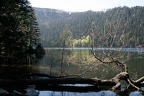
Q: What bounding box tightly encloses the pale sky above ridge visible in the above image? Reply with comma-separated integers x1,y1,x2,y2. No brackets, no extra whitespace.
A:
29,0,144,12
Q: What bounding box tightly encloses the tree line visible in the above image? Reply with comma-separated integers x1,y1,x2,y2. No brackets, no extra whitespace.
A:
0,0,39,64
34,6,144,48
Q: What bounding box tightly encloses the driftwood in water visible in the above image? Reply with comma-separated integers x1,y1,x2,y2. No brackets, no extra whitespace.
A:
0,77,114,86
0,72,143,93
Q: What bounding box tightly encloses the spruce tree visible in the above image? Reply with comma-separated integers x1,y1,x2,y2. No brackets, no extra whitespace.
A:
0,0,39,64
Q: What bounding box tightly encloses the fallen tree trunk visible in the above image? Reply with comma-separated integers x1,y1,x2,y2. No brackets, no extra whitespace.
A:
0,72,143,92
0,77,115,86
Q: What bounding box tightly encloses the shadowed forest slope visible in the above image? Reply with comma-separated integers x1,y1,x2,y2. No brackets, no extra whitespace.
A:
34,6,144,47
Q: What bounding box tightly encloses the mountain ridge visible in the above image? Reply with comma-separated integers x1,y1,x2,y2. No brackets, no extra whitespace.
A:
33,6,144,47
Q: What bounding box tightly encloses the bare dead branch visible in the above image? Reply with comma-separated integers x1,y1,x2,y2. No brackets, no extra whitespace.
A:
135,76,144,83
91,49,128,72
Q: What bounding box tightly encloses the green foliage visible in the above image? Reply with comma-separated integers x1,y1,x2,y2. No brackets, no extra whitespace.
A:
72,35,91,47
60,28,72,47
34,6,144,48
0,0,39,64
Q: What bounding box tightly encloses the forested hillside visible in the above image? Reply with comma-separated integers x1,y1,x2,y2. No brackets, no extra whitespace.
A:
34,6,144,47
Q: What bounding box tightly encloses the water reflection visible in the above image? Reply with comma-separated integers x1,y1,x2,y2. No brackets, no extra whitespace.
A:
38,89,144,96
37,48,144,79
35,48,144,96
129,91,143,96
39,90,116,96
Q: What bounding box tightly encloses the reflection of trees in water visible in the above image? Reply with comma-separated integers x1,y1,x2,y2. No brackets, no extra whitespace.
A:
38,49,144,79
35,44,45,60
26,44,45,64
39,90,117,96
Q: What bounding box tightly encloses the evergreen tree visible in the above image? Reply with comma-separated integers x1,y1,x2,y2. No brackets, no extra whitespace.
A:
34,6,144,48
0,0,39,64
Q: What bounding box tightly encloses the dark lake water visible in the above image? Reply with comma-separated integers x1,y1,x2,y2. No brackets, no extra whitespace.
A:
37,48,144,78
0,48,143,95
33,48,144,96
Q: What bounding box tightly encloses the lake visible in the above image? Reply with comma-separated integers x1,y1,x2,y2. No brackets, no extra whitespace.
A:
37,48,144,78
32,47,144,96
1,48,142,95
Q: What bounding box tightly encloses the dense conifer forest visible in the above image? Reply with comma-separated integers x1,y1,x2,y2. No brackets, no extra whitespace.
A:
0,0,39,64
34,6,144,48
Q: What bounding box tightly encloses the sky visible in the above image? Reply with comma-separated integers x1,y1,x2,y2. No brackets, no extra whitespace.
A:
28,0,144,12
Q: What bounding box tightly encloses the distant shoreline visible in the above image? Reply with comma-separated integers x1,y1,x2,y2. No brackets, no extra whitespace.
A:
44,47,144,52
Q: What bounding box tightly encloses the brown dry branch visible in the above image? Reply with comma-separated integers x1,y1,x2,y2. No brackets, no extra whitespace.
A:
91,49,128,72
91,49,144,94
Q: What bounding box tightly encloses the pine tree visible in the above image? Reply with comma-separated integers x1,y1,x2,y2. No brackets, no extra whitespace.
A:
0,0,39,64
